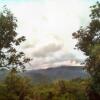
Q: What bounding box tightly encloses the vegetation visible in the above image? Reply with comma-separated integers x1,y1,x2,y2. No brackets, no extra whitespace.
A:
0,1,100,100
73,1,100,99
0,73,89,100
0,71,33,100
0,6,30,71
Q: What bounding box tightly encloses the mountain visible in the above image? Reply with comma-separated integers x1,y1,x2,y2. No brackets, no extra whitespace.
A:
0,66,89,83
23,65,88,84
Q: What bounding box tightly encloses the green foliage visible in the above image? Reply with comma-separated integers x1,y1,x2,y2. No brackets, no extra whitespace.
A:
72,1,100,95
0,71,33,100
29,79,88,100
0,75,90,100
0,6,30,70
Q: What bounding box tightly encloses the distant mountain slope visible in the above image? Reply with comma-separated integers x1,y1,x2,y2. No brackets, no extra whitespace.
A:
0,66,89,83
23,66,88,83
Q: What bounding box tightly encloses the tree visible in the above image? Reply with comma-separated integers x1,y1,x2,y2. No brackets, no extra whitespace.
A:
0,6,30,70
3,69,33,100
72,1,100,99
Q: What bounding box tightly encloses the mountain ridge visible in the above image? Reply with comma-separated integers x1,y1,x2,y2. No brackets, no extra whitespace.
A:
23,65,88,83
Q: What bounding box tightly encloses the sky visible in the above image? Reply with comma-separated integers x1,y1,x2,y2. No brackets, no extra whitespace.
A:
0,0,98,69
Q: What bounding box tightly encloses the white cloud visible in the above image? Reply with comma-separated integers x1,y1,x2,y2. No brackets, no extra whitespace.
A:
33,42,63,57
0,0,91,69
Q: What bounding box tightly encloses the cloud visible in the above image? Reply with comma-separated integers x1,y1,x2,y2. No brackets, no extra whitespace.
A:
29,52,82,69
33,43,63,57
0,0,92,69
47,52,82,65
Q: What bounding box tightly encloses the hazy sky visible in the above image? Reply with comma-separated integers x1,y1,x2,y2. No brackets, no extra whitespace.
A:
0,0,98,69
